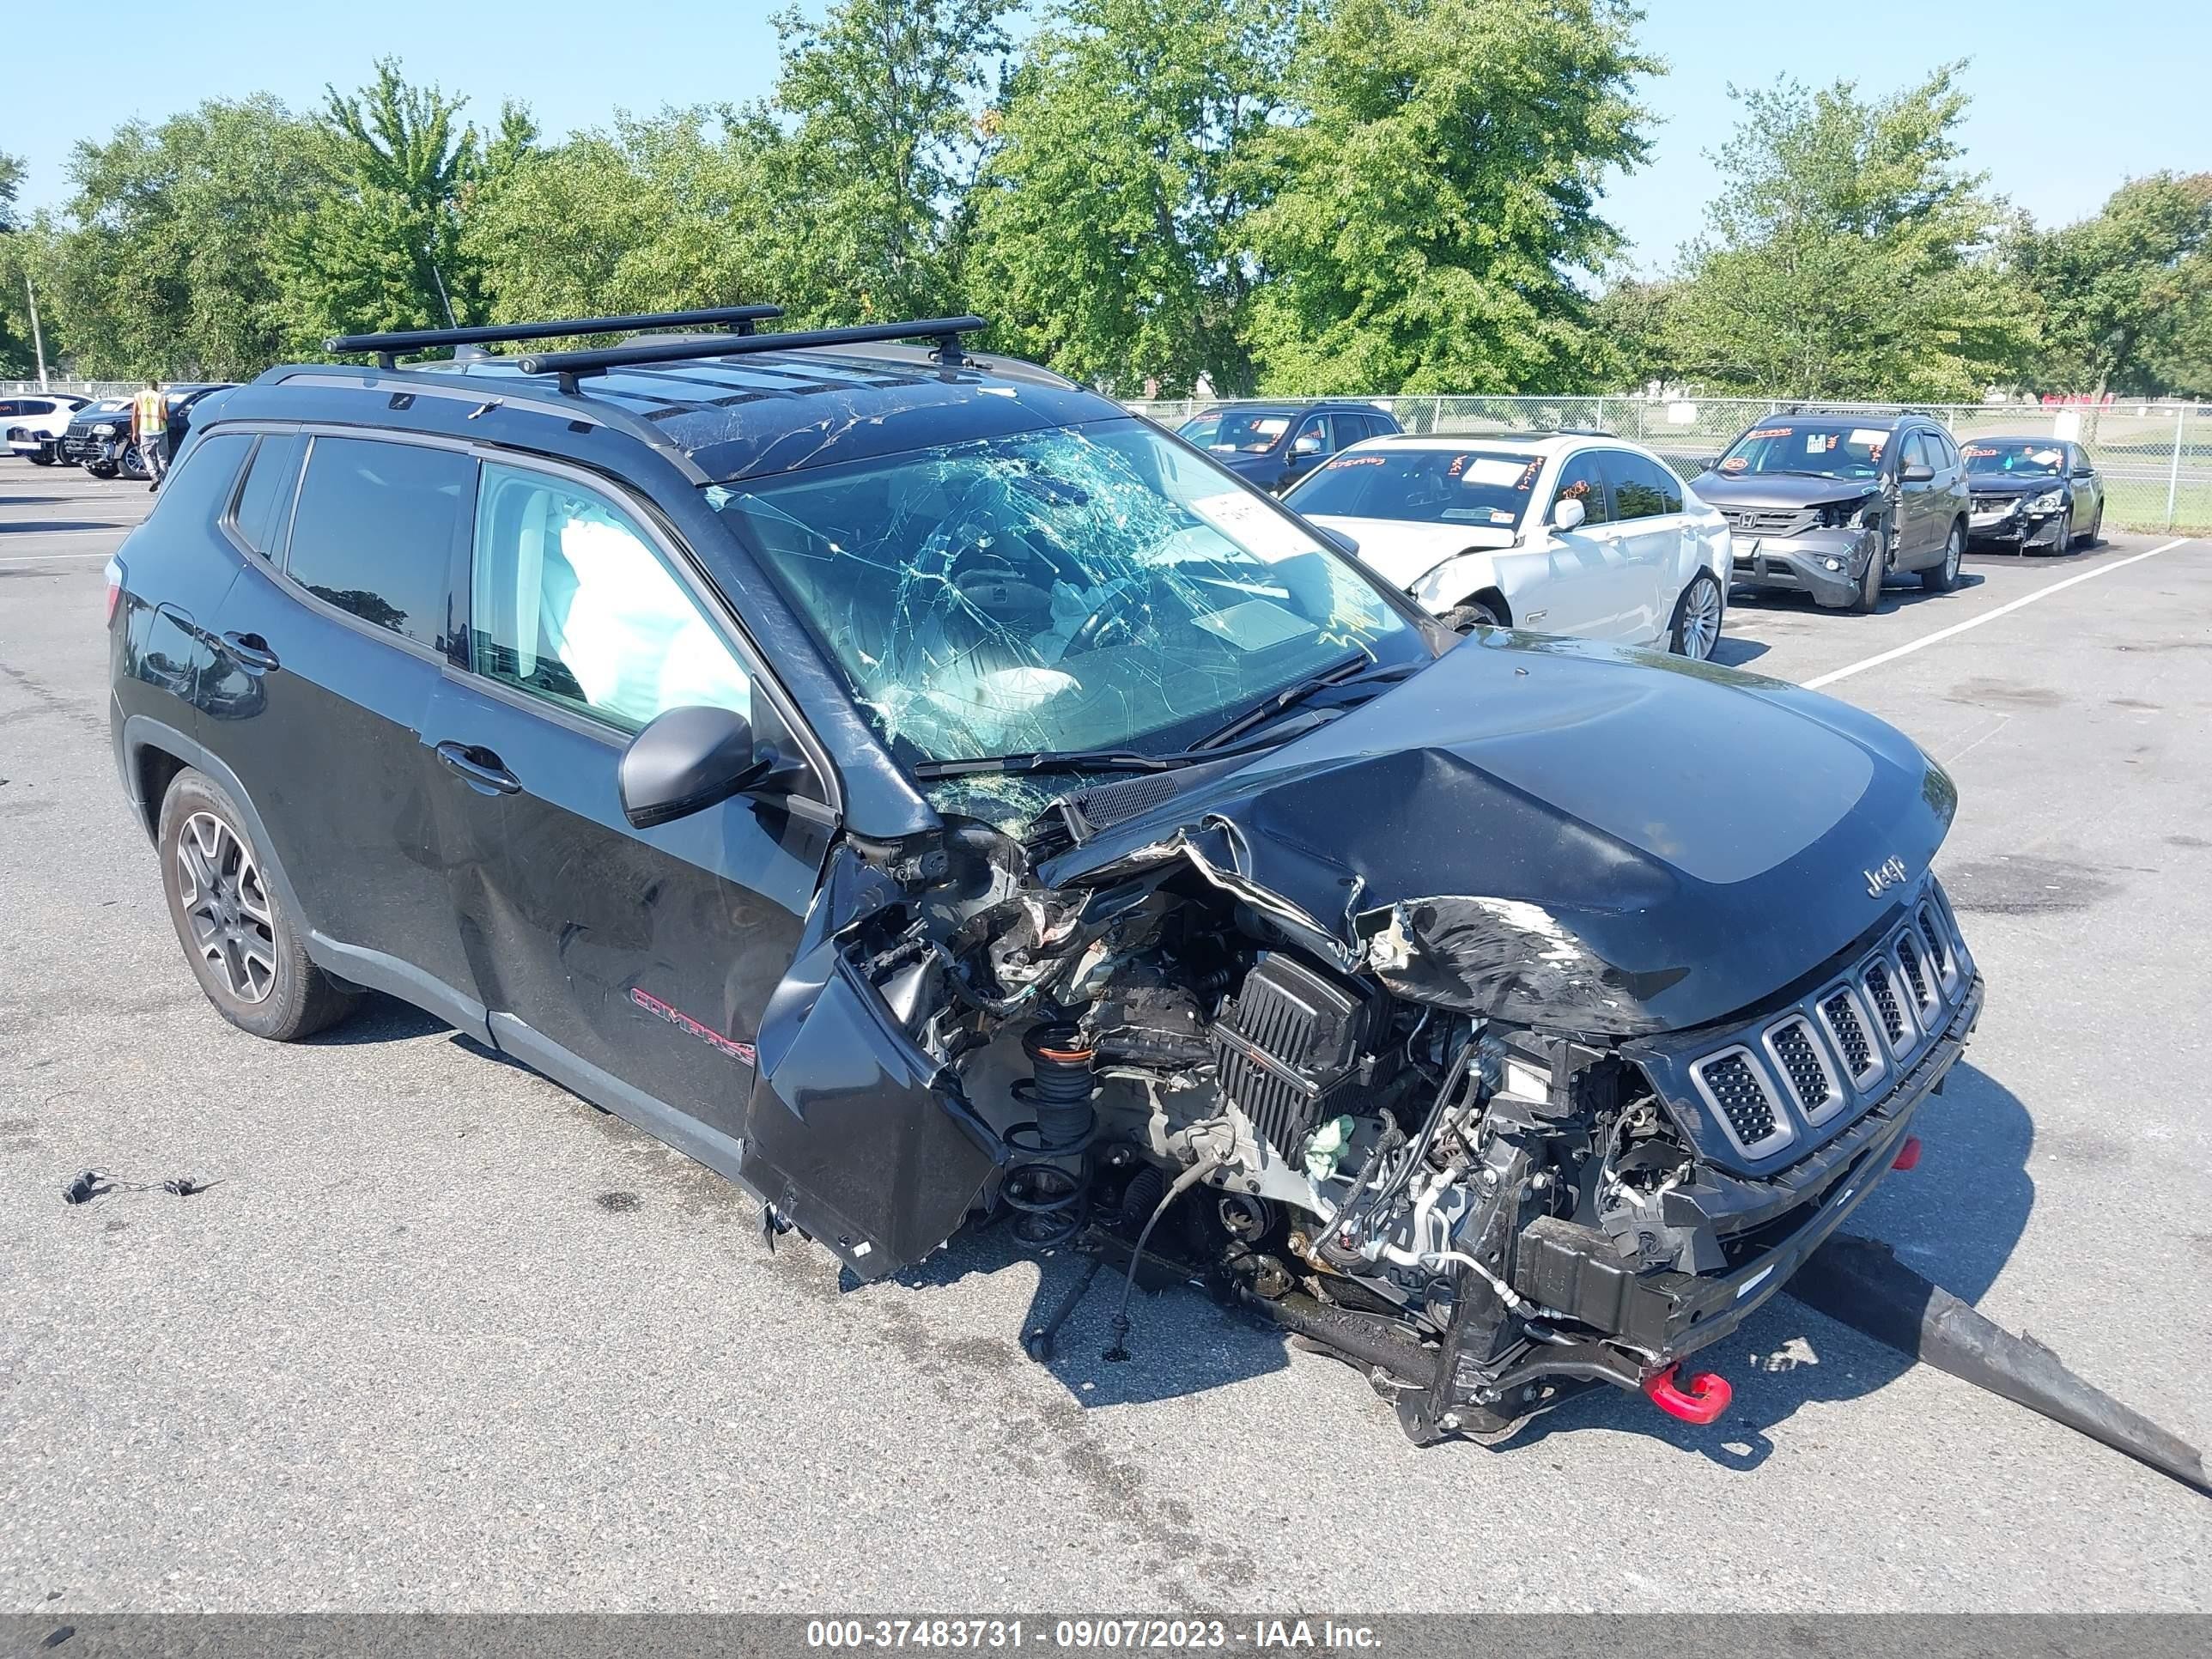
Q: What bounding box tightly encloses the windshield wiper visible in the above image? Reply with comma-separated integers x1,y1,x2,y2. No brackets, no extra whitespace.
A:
911,749,1198,781
1190,653,1419,751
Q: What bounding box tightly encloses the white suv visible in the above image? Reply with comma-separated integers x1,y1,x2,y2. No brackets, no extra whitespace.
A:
1282,430,1733,659
3,393,90,465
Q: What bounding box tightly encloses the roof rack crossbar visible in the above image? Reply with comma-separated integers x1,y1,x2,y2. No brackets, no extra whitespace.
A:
516,315,991,392
325,306,787,370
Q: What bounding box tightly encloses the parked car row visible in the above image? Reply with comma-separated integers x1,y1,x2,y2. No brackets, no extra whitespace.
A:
3,385,235,480
1172,401,2107,660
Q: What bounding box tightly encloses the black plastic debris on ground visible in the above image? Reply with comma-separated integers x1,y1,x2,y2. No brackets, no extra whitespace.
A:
1790,1231,2209,1497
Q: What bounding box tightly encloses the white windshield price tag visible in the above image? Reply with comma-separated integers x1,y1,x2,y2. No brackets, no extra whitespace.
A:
1188,490,1320,564
1462,458,1530,488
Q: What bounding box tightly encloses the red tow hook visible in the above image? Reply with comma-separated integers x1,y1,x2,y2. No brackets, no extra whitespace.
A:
1642,1364,1733,1425
1893,1134,1923,1171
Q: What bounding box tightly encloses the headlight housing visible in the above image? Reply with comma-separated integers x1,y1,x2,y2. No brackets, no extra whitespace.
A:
2027,489,2065,514
1818,495,1881,530
93,422,117,436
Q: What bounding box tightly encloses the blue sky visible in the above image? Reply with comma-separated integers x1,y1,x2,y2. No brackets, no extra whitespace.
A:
9,0,2206,275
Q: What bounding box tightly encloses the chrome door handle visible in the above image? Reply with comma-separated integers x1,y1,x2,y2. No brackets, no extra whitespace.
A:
434,740,521,795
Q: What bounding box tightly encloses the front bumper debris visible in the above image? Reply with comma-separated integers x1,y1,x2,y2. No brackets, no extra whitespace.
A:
1968,505,2067,549
1729,526,1880,607
1512,975,1983,1376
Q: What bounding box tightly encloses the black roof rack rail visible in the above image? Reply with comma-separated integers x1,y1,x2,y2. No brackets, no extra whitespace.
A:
516,315,991,392
325,305,786,370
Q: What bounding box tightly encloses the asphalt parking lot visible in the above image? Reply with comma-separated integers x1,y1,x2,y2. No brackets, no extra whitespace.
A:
3,460,2209,1613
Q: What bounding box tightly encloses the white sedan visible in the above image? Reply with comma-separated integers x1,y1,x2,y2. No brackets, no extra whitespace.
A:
1281,432,1733,659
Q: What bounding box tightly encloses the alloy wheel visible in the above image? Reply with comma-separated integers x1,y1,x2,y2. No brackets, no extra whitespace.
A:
1945,526,1962,580
175,811,277,1003
1679,578,1723,659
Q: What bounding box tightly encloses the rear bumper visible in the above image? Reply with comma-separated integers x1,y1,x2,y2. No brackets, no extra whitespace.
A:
1513,974,1984,1376
1728,526,1878,607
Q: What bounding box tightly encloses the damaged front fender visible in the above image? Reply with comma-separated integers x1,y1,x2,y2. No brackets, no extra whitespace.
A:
740,844,1004,1279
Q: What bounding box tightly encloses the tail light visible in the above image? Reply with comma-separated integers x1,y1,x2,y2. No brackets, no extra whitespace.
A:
104,556,125,627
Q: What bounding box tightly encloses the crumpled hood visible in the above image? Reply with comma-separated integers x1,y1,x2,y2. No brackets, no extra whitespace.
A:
1965,474,2058,498
1039,632,1957,1036
1304,515,1518,592
1692,471,1880,511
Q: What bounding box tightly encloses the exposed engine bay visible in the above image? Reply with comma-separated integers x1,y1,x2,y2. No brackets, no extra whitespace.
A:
744,774,1983,1444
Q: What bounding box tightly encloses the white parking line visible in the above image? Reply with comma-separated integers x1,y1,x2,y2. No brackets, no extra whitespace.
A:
0,547,118,565
1802,538,2197,690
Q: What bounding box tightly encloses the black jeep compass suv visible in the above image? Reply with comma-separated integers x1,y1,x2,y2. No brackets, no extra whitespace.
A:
1693,411,1972,611
107,307,1982,1444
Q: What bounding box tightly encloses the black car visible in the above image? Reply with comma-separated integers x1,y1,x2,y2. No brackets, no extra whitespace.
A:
1175,399,1402,493
107,306,1981,1446
63,383,234,477
1692,414,1972,610
1961,435,2104,552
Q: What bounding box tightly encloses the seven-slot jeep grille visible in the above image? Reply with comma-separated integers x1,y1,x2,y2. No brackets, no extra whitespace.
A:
1645,883,1975,1167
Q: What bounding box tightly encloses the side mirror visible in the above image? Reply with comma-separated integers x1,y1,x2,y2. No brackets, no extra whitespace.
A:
1695,455,1722,473
1312,525,1360,559
1291,434,1324,457
1552,495,1587,532
1901,463,1936,483
619,704,772,830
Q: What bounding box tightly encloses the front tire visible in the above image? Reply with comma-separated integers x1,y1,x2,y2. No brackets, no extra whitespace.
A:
1668,572,1724,659
1922,521,1965,592
1441,598,1504,634
158,769,360,1042
1850,540,1886,612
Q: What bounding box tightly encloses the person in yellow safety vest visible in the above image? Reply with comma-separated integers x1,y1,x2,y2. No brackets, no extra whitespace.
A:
131,379,170,492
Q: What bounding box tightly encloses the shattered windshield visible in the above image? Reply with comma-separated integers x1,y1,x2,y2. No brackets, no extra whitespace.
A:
1285,447,1541,527
708,419,1419,764
1717,423,1889,482
1961,441,2066,477
1177,410,1293,454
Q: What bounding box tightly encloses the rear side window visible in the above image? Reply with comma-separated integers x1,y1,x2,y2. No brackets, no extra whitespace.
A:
145,433,252,530
228,432,306,560
1551,453,1612,526
470,462,751,733
285,436,472,651
1607,452,1670,520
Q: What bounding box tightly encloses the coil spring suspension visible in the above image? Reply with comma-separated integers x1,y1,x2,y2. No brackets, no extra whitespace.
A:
1005,1024,1098,1248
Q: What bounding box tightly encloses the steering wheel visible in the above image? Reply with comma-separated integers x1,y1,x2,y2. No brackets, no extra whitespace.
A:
1066,580,1150,656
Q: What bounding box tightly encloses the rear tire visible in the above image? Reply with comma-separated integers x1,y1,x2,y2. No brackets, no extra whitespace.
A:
2075,502,2101,549
1922,521,1966,592
28,452,56,466
157,769,361,1042
1442,598,1504,634
1668,572,1724,659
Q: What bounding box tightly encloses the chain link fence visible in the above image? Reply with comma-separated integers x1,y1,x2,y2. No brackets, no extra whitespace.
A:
3,380,141,401
1126,393,2211,532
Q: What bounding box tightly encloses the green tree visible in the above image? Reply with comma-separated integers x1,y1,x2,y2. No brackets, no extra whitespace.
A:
1236,0,1656,396
465,110,793,324
1667,66,2033,399
32,99,321,379
1589,276,1689,391
0,149,33,377
276,59,531,350
2013,172,2212,398
971,0,1290,395
766,0,1018,324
